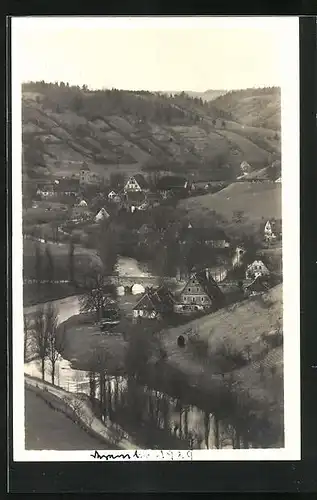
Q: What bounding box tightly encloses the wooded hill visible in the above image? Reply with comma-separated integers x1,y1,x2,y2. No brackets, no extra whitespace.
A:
22,82,281,183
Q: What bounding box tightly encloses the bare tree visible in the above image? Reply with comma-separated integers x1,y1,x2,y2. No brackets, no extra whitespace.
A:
24,313,32,361
46,310,67,385
80,268,118,321
33,306,49,380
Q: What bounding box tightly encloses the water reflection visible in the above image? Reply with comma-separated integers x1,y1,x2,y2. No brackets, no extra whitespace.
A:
25,357,248,449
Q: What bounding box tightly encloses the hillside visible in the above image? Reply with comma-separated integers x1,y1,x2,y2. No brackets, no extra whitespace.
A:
213,87,281,130
179,181,282,235
161,284,283,438
22,82,280,183
163,284,282,364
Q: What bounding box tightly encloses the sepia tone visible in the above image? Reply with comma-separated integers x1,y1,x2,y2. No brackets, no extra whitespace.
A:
20,21,283,452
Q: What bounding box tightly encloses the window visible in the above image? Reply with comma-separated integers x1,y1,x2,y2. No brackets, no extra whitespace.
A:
184,296,187,302
201,297,204,302
188,288,191,292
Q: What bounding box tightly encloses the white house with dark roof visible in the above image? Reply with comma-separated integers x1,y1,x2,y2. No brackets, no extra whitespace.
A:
245,259,270,280
264,219,282,242
174,269,224,314
133,285,174,321
124,174,149,193
94,207,110,222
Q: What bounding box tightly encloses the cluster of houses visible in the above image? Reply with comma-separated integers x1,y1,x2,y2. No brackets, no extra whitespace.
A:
132,254,275,322
35,170,198,224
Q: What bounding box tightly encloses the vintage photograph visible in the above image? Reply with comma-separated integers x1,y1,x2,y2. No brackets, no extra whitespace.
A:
12,17,300,459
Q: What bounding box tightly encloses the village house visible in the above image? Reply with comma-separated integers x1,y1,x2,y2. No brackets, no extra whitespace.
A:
174,269,224,314
240,161,252,176
107,190,122,203
95,207,110,222
133,285,175,321
78,199,88,207
80,164,103,187
263,219,282,242
245,259,270,280
124,174,149,194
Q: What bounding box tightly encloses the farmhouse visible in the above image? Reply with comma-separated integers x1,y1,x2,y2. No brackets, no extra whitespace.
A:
240,161,252,175
124,174,149,193
174,269,224,314
245,259,270,280
133,285,175,321
95,207,110,222
264,219,282,242
108,190,122,203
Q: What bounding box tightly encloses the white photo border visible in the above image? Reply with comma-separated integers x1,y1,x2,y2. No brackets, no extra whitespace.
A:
11,15,300,462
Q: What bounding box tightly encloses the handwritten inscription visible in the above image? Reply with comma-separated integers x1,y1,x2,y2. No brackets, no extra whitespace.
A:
90,450,193,461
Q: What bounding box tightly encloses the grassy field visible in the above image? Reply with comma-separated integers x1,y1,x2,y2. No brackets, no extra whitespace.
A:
213,88,281,130
25,385,113,450
179,181,281,235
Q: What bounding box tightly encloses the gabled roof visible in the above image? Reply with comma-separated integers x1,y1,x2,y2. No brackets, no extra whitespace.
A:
133,285,174,312
182,270,224,301
246,258,271,271
245,275,270,293
126,174,149,190
263,218,282,234
95,207,110,220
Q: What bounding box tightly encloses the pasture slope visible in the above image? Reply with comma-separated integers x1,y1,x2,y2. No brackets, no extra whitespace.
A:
179,181,281,234
162,284,283,411
213,87,281,130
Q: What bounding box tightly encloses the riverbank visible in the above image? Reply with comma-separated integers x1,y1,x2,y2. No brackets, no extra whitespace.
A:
25,384,118,450
25,375,139,450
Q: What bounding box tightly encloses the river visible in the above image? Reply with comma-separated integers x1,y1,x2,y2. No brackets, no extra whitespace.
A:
24,255,248,450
